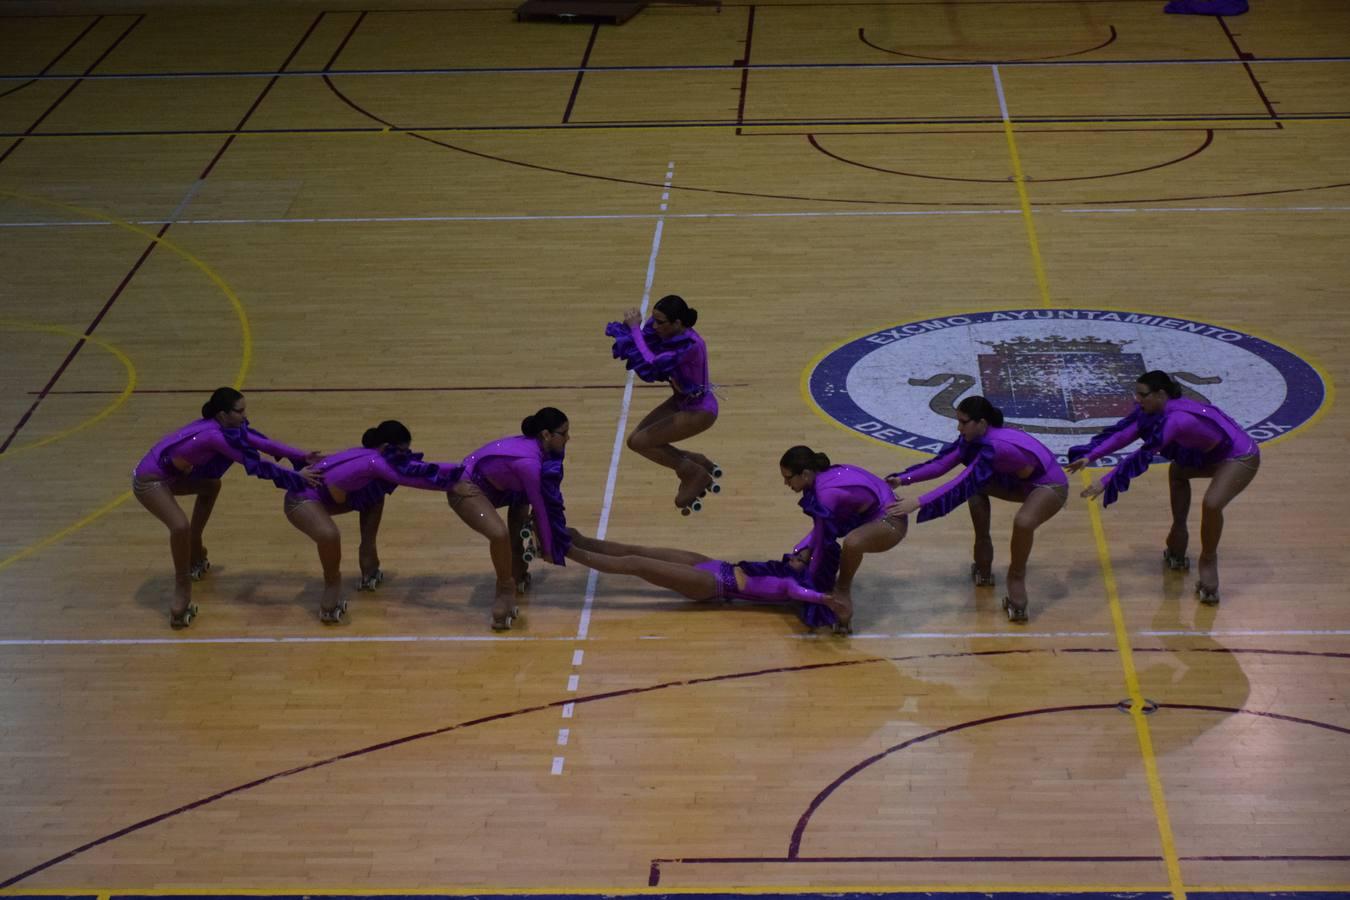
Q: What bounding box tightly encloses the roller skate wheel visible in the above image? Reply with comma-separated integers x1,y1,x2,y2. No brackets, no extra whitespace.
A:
519,527,533,541
710,465,724,479
690,498,702,513
680,505,692,516
522,550,535,563
707,481,721,494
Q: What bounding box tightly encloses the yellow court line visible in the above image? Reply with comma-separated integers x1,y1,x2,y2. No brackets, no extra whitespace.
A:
0,319,137,456
0,188,251,573
992,64,1185,900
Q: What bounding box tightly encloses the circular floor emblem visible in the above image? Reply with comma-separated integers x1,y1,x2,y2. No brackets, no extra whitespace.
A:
807,309,1326,466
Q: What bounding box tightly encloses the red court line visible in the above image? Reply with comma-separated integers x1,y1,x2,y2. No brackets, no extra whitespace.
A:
0,14,102,101
0,15,142,166
3,646,1345,889
1217,14,1280,122
561,25,600,125
0,14,327,454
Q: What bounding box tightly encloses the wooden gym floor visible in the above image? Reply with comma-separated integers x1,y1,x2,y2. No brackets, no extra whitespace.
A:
0,0,1347,896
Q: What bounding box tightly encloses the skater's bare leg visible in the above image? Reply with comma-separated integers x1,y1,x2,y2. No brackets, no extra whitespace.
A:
967,493,994,583
449,485,516,625
834,515,908,628
1197,454,1260,597
566,545,720,600
286,500,343,617
566,528,712,566
136,480,194,618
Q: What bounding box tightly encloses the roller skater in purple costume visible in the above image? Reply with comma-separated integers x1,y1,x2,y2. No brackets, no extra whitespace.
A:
447,407,572,631
1067,370,1259,604
605,295,721,514
780,446,907,633
132,387,322,628
283,420,461,624
887,397,1068,623
565,530,838,623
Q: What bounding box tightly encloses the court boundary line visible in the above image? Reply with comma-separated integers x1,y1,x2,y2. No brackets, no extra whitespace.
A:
3,647,1347,889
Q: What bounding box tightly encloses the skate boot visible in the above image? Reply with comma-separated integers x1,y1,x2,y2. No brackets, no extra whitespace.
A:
970,563,996,587
1162,549,1190,571
358,568,385,592
169,603,199,629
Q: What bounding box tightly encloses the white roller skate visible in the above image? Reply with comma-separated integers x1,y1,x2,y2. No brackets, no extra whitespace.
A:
189,557,211,581
519,525,539,564
169,603,199,629
358,568,384,592
319,597,349,625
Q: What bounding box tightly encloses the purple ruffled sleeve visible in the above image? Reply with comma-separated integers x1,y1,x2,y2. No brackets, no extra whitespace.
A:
244,426,309,466
604,319,690,384
890,443,962,486
212,427,309,492
913,440,994,522
514,456,570,565
1067,409,1143,463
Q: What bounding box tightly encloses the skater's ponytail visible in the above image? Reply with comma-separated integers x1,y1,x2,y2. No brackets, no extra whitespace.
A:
655,294,698,328
202,387,243,420
522,406,568,437
780,445,831,475
957,396,1004,428
1137,370,1183,399
362,420,412,449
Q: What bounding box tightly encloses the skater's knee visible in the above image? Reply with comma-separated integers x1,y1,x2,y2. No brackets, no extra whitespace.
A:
626,431,650,452
167,519,191,540
1201,494,1228,516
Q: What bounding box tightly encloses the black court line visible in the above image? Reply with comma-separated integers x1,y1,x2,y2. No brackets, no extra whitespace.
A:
2,53,1350,81
0,15,102,101
807,129,1215,184
858,23,1118,62
2,646,1345,889
6,111,1350,139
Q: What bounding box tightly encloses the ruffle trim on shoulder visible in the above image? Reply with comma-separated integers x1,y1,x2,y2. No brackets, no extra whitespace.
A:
604,320,691,384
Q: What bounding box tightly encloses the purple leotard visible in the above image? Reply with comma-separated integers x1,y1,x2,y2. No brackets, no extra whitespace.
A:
1067,397,1257,506
134,418,309,491
286,446,462,511
792,464,895,590
605,318,718,415
892,426,1067,523
462,434,571,565
693,560,830,608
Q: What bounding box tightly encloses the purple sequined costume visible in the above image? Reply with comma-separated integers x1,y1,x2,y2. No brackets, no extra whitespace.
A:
893,426,1068,522
133,418,310,491
605,318,718,415
786,464,897,627
286,446,462,511
462,434,571,565
1067,397,1258,507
